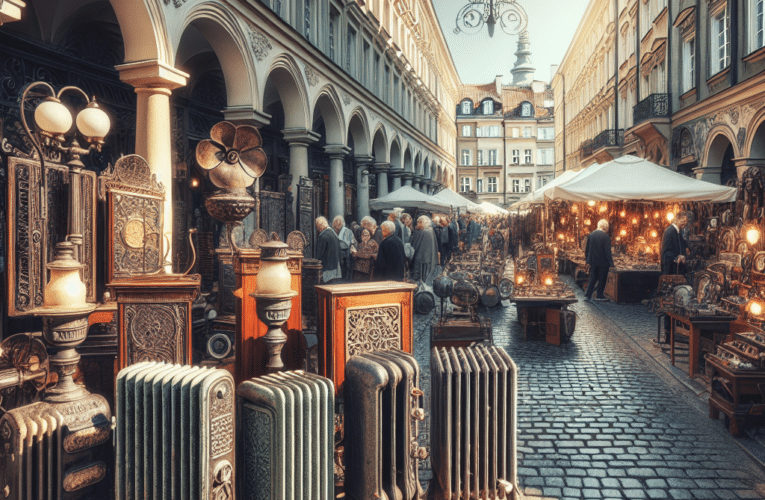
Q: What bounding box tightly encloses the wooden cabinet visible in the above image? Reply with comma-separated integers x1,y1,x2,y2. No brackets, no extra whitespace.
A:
316,282,416,393
604,270,662,303
234,249,304,384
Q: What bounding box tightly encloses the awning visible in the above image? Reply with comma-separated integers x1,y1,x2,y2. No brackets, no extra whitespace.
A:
478,201,509,215
546,155,737,203
508,168,587,210
369,185,453,212
432,188,484,212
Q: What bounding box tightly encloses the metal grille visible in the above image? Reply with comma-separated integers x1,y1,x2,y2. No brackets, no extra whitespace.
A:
430,344,518,500
344,349,426,500
237,371,334,500
116,362,236,500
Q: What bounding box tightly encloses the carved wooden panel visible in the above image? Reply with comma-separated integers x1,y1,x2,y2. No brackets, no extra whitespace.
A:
6,156,97,315
258,191,286,242
316,281,416,393
297,176,315,258
99,155,165,282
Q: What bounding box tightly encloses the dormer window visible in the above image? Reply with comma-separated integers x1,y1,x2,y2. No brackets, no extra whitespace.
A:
521,102,533,117
482,100,494,114
461,100,472,115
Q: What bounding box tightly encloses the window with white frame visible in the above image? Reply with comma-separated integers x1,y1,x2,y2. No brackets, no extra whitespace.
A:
488,177,498,193
477,179,483,193
462,125,471,137
460,177,472,192
523,126,532,138
477,150,484,166
537,148,554,165
539,176,550,187
482,100,494,114
511,149,520,164
521,103,533,117
512,179,521,192
749,0,765,53
461,150,472,166
476,126,500,137
488,150,498,165
347,27,357,76
524,178,531,192
461,101,472,115
710,4,730,75
538,127,554,140
524,149,533,164
329,8,339,62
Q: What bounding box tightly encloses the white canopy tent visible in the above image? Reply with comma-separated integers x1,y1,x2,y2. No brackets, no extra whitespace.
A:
546,155,737,203
432,188,484,212
509,169,585,210
478,202,509,215
369,185,453,212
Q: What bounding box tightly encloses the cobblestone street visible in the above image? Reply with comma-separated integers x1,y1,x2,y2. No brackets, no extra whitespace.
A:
413,276,765,500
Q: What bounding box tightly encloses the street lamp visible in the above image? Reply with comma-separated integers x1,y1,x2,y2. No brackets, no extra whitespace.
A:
454,0,528,37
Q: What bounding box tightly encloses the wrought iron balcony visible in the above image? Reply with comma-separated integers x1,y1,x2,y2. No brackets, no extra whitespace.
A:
633,93,671,126
581,139,593,158
591,129,624,151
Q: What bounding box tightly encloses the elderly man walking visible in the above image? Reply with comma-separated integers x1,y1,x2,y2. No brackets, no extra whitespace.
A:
411,215,439,285
333,215,356,282
584,219,614,301
374,221,406,281
315,216,342,284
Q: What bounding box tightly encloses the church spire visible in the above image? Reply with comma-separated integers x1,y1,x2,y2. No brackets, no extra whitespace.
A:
511,30,536,86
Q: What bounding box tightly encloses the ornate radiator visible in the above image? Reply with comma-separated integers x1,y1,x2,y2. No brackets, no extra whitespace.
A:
115,362,235,500
344,349,427,500
430,344,518,500
237,371,334,500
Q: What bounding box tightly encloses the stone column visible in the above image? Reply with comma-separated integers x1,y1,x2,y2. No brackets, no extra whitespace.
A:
390,170,404,191
117,60,188,272
734,158,765,180
325,144,350,221
402,172,414,187
355,155,374,220
282,129,320,218
375,163,391,197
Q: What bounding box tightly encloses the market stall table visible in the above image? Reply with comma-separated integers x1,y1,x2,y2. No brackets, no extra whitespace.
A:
512,296,578,344
667,310,736,377
604,268,662,303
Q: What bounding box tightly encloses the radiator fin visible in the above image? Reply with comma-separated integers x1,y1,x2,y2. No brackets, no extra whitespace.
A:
116,362,235,500
237,370,334,500
430,344,518,500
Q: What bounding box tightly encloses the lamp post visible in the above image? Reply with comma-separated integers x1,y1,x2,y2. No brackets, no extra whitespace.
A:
454,0,528,37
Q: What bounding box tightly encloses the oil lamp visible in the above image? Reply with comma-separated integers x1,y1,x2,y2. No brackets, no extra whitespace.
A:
251,241,298,371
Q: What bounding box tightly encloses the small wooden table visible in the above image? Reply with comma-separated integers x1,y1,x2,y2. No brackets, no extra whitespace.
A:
705,354,765,436
512,297,578,343
604,269,662,303
667,311,736,377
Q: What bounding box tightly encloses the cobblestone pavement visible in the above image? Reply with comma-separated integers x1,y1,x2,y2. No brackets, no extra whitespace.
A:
412,278,765,500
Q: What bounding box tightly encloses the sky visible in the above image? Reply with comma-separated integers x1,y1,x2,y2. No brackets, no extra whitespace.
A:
432,0,591,85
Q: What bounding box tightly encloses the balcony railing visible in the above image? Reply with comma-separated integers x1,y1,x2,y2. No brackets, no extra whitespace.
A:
592,129,624,150
633,93,671,126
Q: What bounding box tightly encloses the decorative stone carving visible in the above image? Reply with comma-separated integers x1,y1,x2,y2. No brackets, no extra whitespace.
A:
249,29,272,62
304,64,319,87
341,92,351,106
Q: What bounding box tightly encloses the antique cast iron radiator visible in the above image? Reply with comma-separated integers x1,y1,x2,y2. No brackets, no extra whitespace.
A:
115,362,235,500
430,344,518,500
237,371,334,500
344,349,427,500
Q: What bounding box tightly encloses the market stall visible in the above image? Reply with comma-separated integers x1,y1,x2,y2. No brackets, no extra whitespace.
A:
546,156,737,302
369,185,453,213
432,187,484,213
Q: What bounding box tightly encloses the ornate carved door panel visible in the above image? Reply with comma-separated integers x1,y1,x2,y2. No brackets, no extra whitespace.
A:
297,176,315,258
258,191,286,241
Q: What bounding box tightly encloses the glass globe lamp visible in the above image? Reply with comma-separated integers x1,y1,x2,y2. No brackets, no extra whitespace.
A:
34,97,72,138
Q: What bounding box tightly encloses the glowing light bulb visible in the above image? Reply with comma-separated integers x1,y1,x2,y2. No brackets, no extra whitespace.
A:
584,219,591,226
632,218,638,225
651,230,657,238
666,212,675,222
191,178,199,188
747,228,760,245
544,277,553,286
516,276,524,285
572,205,578,212
558,233,565,240
620,229,627,236
751,301,763,316
654,212,660,218
587,200,595,207
646,246,651,253
599,205,607,213
560,218,566,224
616,236,621,241
620,210,626,217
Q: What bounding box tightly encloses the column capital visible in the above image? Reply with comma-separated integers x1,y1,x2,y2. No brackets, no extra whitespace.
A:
0,0,26,24
324,144,351,159
401,172,414,180
281,128,320,145
388,169,407,178
373,162,391,172
222,107,272,128
734,158,765,179
116,60,188,91
354,155,375,165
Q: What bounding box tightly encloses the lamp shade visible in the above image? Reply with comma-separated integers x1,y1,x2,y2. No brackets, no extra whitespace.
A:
34,98,72,135
255,242,292,295
76,101,110,140
43,242,87,308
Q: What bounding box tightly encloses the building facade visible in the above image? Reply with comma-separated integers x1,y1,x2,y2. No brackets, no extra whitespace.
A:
456,35,555,208
553,0,765,187
0,0,460,272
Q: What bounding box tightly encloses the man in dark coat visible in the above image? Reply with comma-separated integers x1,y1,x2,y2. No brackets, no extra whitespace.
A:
411,215,439,285
315,216,341,283
439,217,452,266
374,221,406,281
660,212,689,276
584,219,614,301
449,217,460,255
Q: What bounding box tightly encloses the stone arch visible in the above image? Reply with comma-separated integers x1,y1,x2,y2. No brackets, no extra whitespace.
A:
111,0,171,63
373,125,389,162
178,3,257,108
746,109,765,159
347,107,371,156
423,158,430,179
414,152,422,176
312,85,345,145
389,137,401,170
704,128,739,185
263,54,310,130
403,145,413,172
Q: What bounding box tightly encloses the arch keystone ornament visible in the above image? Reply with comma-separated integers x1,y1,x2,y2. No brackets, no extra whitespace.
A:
249,28,272,62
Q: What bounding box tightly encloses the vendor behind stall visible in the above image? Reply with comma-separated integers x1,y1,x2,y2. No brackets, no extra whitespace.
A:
660,212,689,276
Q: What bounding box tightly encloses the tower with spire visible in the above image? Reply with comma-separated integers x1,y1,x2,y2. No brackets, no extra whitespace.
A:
511,30,536,86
